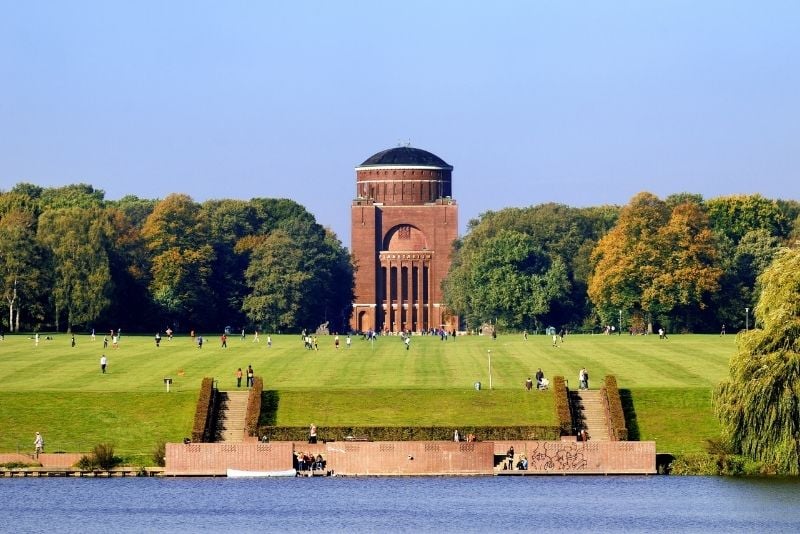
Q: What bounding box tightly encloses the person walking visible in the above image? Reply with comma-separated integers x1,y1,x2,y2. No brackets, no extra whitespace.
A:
346,335,351,349
404,335,411,350
100,354,108,374
267,335,272,348
34,432,44,458
308,423,318,444
235,367,243,388
246,365,254,388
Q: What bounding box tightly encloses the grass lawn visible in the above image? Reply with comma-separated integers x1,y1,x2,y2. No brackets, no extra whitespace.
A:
0,331,737,458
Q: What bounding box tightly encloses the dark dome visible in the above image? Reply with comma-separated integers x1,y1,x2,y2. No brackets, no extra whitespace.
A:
360,146,452,169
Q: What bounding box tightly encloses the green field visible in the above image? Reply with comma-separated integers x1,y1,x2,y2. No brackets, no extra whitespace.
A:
0,331,737,460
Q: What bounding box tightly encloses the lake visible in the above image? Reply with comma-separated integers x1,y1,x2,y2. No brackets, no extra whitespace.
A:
2,476,800,533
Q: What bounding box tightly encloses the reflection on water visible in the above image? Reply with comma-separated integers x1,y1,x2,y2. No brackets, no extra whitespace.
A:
2,476,800,533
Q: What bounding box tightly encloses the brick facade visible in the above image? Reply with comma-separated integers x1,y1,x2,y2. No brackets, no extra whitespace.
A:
164,440,656,476
350,148,458,333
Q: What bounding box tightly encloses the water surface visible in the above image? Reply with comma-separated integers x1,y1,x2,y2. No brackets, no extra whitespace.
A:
2,476,799,533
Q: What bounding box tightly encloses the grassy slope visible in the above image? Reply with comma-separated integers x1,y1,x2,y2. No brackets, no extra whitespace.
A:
0,332,737,456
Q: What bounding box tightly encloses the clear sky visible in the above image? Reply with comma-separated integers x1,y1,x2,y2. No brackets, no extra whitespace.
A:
2,1,799,245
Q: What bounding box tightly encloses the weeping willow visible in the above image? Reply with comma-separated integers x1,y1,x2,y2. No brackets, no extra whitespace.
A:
715,246,800,474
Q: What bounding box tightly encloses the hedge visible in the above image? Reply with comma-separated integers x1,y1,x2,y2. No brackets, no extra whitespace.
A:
255,425,561,442
601,375,628,441
552,376,572,436
245,376,263,437
191,377,215,443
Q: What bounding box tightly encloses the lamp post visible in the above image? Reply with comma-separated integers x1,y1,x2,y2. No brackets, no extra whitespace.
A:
488,349,493,390
618,309,622,336
745,307,749,332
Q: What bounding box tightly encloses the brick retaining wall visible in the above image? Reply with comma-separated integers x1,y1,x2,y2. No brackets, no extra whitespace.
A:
165,440,655,476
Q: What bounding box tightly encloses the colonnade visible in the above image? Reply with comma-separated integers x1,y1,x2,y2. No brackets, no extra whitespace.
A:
379,252,432,332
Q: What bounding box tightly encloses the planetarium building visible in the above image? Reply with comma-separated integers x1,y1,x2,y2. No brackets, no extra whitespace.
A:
350,146,458,333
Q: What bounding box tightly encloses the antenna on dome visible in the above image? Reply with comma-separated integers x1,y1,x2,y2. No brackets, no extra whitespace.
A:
405,139,412,147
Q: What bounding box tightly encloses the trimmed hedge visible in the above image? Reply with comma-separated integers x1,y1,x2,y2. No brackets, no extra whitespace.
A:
256,425,560,442
601,375,628,441
245,376,263,437
552,376,572,436
191,377,215,443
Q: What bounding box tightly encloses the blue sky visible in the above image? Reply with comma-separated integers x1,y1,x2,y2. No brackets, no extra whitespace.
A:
2,1,799,245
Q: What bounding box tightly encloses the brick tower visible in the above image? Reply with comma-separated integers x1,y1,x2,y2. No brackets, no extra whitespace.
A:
350,146,458,333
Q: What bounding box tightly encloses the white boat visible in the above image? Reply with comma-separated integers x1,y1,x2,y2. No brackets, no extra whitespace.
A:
226,468,297,478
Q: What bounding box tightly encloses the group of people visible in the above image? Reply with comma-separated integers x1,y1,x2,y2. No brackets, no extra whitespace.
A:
234,365,255,388
525,368,549,391
505,445,528,470
294,451,326,472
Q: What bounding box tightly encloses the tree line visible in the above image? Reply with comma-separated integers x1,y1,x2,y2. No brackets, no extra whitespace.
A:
2,182,797,336
0,183,353,334
444,192,800,334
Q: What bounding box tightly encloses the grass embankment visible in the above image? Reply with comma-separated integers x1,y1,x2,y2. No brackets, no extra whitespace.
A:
0,331,736,459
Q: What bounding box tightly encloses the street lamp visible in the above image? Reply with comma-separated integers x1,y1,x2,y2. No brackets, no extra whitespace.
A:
488,349,493,390
618,310,622,336
745,307,749,332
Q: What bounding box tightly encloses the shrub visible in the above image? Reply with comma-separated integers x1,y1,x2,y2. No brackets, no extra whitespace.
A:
92,443,120,469
191,377,215,442
256,425,561,442
601,375,628,441
75,443,121,470
76,455,95,470
0,461,41,468
245,377,263,437
152,441,166,467
552,376,572,436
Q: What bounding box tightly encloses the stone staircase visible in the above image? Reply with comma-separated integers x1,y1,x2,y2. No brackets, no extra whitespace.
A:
214,391,249,443
570,389,610,441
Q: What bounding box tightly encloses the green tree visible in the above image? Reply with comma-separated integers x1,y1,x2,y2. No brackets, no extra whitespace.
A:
37,207,113,331
706,194,789,244
0,209,48,331
142,194,216,328
715,246,800,474
444,229,569,330
240,230,310,331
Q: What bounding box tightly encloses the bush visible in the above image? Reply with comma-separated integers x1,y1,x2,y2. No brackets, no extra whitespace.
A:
152,441,166,467
75,443,121,470
245,377,263,437
552,376,572,436
601,375,628,441
191,377,215,442
0,461,41,468
256,425,561,442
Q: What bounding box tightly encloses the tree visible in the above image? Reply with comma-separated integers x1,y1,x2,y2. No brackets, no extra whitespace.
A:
649,202,722,330
589,193,723,332
715,246,800,474
142,194,216,328
444,229,569,330
0,209,48,330
706,194,789,244
240,230,310,332
37,207,113,331
588,192,669,330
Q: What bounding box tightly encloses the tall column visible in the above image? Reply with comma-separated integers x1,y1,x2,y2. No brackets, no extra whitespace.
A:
416,260,424,332
398,259,405,332
384,260,391,332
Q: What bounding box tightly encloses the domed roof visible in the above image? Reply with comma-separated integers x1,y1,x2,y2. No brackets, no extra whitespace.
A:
359,146,452,169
